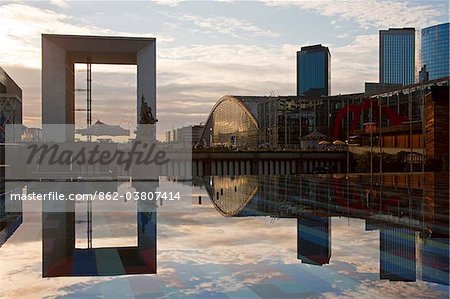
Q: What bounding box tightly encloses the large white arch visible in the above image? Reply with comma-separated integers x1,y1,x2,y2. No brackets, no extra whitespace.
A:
42,34,156,140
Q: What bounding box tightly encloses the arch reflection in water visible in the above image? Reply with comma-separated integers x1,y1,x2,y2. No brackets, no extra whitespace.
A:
41,181,157,277
203,173,449,285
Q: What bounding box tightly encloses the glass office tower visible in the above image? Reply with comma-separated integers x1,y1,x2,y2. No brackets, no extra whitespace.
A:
420,23,450,81
379,28,415,85
297,44,331,96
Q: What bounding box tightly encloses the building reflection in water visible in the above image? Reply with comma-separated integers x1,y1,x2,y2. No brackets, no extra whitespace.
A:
379,226,416,281
0,178,24,247
203,173,449,286
297,216,331,266
0,190,23,247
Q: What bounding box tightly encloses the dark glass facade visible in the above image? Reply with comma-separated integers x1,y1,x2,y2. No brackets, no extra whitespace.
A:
297,45,330,96
257,95,360,148
257,97,304,147
379,28,415,85
421,23,450,81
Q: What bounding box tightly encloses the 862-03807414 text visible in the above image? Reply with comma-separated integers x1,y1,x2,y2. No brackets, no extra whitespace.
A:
9,191,182,201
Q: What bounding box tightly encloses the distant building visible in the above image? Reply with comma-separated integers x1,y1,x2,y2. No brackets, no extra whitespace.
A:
418,65,429,82
191,125,204,145
379,28,415,85
170,124,205,145
420,23,449,81
165,130,171,143
297,44,331,96
172,128,178,143
21,127,43,142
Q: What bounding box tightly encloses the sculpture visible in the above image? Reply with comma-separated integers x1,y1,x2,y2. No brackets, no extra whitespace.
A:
139,95,157,125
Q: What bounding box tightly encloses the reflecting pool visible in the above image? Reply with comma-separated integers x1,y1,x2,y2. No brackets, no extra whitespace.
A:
1,173,448,298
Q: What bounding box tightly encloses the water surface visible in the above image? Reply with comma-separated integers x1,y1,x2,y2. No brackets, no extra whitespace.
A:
1,174,448,298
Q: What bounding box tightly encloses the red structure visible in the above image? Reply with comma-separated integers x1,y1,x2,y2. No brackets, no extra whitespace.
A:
332,99,407,140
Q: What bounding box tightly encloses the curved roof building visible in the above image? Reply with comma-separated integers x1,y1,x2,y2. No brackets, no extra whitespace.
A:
200,95,263,148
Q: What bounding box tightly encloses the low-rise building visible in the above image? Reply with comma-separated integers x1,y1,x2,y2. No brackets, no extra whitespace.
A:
169,124,205,145
200,78,448,161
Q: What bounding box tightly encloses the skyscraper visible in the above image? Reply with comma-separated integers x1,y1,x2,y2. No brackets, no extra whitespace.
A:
379,28,415,85
420,23,450,81
297,44,330,96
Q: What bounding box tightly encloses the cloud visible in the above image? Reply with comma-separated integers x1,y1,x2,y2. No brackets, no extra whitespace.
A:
153,0,183,7
0,3,172,68
0,4,110,68
337,33,349,39
174,13,280,38
153,0,235,7
331,34,379,93
154,43,298,135
49,0,69,9
262,0,445,29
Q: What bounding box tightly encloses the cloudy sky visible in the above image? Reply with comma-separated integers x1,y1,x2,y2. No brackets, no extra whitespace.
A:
0,0,448,139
